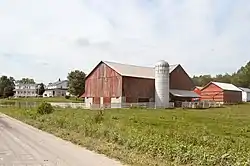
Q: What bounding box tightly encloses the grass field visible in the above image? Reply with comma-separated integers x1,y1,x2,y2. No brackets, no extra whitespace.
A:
1,104,250,165
0,97,83,103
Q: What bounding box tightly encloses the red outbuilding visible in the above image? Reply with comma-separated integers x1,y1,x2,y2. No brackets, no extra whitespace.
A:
192,86,203,101
200,81,242,104
81,61,198,108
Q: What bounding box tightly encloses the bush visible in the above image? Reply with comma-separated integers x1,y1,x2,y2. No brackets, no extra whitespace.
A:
65,95,70,99
37,102,54,115
93,110,104,123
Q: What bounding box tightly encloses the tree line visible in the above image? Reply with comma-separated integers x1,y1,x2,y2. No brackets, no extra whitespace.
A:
0,70,86,98
192,61,250,88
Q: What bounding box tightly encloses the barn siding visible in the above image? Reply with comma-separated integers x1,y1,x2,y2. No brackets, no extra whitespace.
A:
201,83,242,103
193,87,202,96
84,62,122,97
223,91,242,103
170,65,195,90
122,76,155,103
201,83,224,102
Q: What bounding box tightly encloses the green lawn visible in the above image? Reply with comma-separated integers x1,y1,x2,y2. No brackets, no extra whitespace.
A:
1,104,250,165
0,97,83,103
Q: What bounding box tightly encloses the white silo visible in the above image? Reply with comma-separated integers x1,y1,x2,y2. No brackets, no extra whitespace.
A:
155,60,170,108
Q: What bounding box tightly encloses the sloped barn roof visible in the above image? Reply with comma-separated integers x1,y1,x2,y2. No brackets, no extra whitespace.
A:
202,81,242,92
86,61,179,79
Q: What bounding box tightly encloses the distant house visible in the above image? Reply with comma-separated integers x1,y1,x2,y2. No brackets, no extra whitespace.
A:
14,83,38,98
239,87,250,102
201,81,242,104
43,79,68,97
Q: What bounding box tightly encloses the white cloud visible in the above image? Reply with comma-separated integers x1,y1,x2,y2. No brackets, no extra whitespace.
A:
0,0,250,83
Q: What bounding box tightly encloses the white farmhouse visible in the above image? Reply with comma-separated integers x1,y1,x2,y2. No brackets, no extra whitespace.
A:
14,83,38,97
239,87,250,102
43,79,68,97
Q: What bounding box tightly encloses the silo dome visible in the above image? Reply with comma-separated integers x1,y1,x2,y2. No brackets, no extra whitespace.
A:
155,60,169,67
155,60,170,108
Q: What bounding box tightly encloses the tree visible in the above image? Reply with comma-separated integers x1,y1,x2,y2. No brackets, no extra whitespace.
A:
16,78,35,84
0,76,15,98
67,70,86,97
192,61,250,88
192,75,213,86
36,83,45,96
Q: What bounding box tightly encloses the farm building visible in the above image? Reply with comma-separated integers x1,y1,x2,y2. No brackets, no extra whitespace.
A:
200,81,242,104
192,86,203,101
81,61,199,108
239,87,250,102
193,86,203,96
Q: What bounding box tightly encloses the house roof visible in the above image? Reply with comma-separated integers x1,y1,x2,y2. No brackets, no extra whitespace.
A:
86,61,179,79
203,81,242,92
239,87,250,93
48,80,68,86
170,89,200,98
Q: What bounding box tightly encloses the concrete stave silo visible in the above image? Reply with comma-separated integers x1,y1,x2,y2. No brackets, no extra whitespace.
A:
155,60,170,108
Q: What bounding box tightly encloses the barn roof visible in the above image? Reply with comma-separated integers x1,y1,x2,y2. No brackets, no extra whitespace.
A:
239,87,250,93
170,89,200,98
103,61,179,79
203,81,242,92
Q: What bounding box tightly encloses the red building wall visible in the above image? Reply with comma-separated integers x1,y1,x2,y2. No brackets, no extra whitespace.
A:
223,91,242,103
170,65,195,90
193,87,202,96
83,62,122,101
122,76,154,103
201,83,224,102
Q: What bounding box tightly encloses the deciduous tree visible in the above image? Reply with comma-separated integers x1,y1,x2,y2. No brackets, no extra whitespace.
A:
67,70,86,97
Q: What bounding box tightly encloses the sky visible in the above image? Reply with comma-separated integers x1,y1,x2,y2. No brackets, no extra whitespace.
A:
0,0,250,84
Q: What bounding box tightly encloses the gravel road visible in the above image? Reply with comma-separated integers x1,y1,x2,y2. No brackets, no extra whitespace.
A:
0,113,123,166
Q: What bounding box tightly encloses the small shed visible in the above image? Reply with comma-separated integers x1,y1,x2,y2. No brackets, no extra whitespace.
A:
239,87,250,102
201,81,242,104
193,86,203,96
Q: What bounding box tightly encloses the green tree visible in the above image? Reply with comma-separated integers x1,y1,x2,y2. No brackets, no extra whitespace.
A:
192,75,213,86
36,83,45,95
192,61,250,88
16,78,35,84
0,76,15,98
67,70,86,97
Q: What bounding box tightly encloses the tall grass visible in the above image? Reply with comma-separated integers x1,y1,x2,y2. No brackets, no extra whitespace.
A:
1,104,250,165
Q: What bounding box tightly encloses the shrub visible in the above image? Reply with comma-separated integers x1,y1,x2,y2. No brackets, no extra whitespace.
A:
37,102,54,115
93,110,104,123
65,95,70,99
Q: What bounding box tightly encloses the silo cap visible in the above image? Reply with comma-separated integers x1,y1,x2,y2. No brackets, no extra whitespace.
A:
155,60,169,67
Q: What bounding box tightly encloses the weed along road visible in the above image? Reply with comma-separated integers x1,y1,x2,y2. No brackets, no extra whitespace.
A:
0,113,123,166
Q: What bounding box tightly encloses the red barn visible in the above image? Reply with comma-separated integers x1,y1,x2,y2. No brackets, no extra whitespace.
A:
200,81,242,104
81,61,198,108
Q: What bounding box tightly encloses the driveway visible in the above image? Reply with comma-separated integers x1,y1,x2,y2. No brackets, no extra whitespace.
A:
0,113,123,166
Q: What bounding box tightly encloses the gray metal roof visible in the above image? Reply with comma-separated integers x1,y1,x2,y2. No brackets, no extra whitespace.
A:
239,87,250,93
104,61,179,79
211,82,242,92
170,89,200,98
